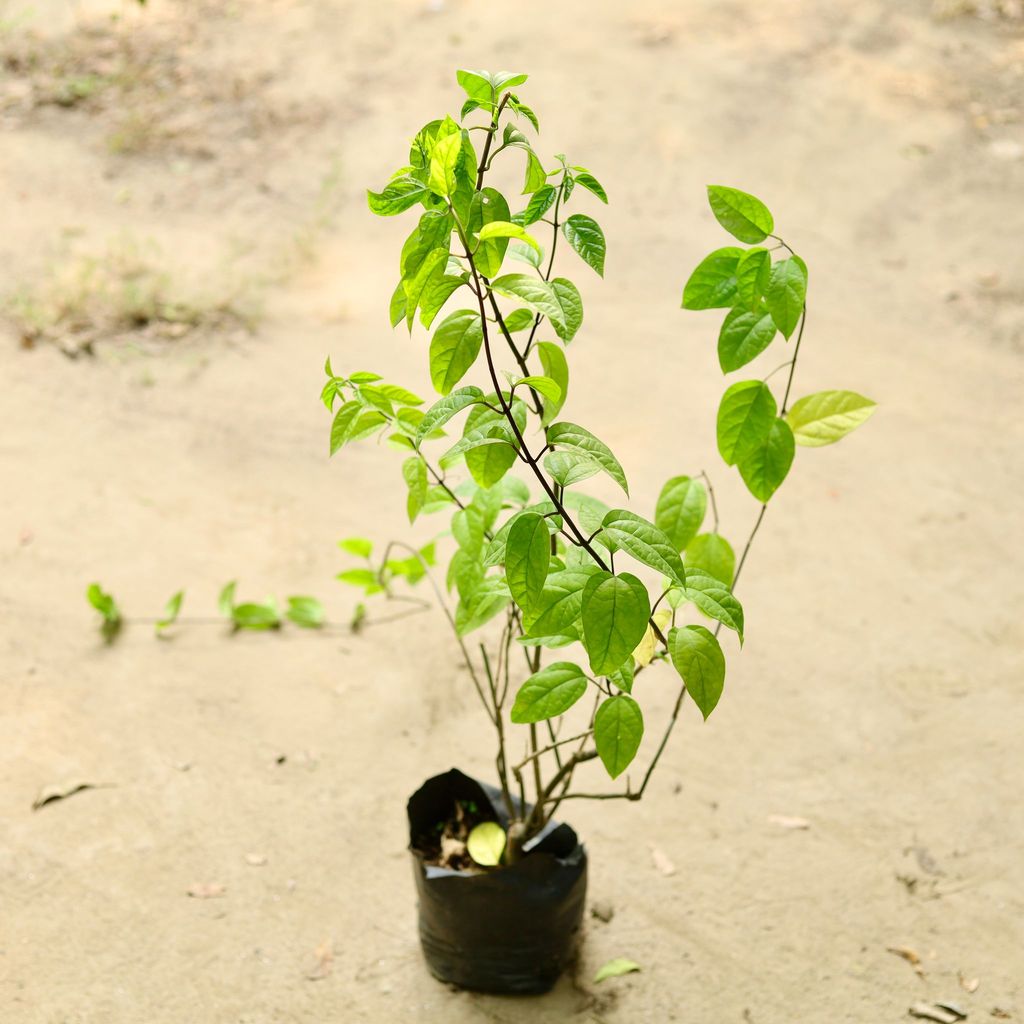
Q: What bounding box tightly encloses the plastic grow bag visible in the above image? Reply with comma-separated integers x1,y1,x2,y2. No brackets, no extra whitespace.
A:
407,767,587,995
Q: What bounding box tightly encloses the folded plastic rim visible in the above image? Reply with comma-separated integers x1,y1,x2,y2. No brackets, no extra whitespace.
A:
407,767,588,995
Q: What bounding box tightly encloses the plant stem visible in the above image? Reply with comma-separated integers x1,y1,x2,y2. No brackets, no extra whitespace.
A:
523,171,565,360
481,641,514,819
475,94,511,191
780,304,807,414
631,292,809,798
700,470,720,531
513,729,593,774
382,541,495,726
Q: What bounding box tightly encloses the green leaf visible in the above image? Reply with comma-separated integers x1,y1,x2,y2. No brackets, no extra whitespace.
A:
669,625,725,720
594,695,644,779
462,398,527,487
155,590,184,633
482,502,558,567
681,247,743,310
524,567,599,637
522,149,547,194
428,129,466,198
609,656,635,693
403,247,449,329
765,255,808,339
403,456,428,523
337,568,380,591
737,418,794,501
706,185,774,244
735,247,771,309
537,342,569,425
573,172,608,203
455,577,510,635
502,476,531,506
389,280,407,327
376,383,424,407
467,821,506,867
329,400,361,455
400,210,454,277
718,306,777,373
549,277,583,343
684,568,744,641
338,537,372,558
547,421,629,494
508,96,539,132
581,572,650,676
543,449,602,488
286,596,325,629
520,184,557,225
594,958,641,984
503,308,535,332
508,242,542,270
456,69,494,105
357,384,396,417
419,272,468,329
506,512,551,616
654,476,707,552
429,309,483,395
562,214,606,276
452,504,487,555
716,380,777,466
514,374,561,403
448,547,485,603
476,220,541,255
511,662,588,723
467,188,512,277
347,410,388,443
86,583,121,640
415,386,485,444
491,71,529,93
367,175,428,216
490,274,564,330
218,581,237,617
563,491,612,545
784,390,877,447
685,533,736,587
600,510,686,588
232,601,281,631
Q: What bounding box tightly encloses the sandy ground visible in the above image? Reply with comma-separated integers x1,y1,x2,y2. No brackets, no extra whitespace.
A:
1,0,1023,1021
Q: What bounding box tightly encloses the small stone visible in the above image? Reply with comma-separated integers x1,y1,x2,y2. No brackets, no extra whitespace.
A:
591,900,615,923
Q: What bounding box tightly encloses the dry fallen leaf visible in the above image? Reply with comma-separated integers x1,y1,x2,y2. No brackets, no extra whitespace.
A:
959,973,980,994
767,814,811,830
306,938,334,981
887,945,925,977
186,883,226,899
908,1002,965,1023
649,844,676,876
32,780,104,811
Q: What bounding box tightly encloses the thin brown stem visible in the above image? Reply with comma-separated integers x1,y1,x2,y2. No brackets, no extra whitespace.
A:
382,540,495,726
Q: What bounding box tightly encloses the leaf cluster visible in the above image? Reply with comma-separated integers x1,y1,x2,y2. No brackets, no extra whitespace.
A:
327,73,876,842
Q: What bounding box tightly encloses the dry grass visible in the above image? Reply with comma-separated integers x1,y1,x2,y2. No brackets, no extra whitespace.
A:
5,234,260,355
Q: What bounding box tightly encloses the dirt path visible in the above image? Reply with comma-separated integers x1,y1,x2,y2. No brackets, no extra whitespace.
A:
1,1,1022,1021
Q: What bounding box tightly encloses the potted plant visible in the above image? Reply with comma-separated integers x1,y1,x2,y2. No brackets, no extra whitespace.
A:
325,69,875,995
